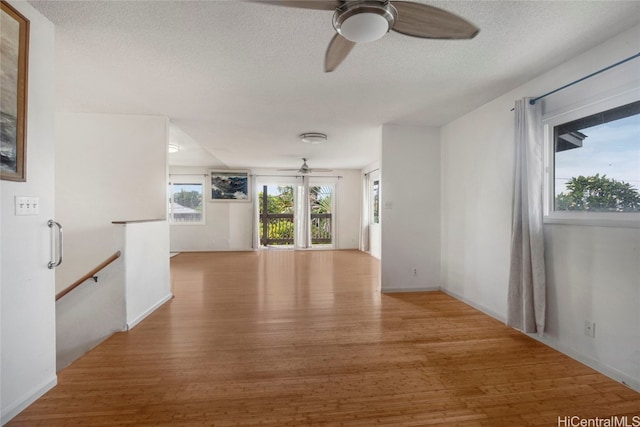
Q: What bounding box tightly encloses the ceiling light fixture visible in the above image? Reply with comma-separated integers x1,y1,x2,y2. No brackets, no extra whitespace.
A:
168,143,182,153
299,132,328,145
333,3,397,43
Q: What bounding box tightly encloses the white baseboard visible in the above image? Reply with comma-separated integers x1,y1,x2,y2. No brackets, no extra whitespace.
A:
440,288,640,393
533,335,640,393
439,288,507,323
381,286,441,293
173,249,254,253
1,375,57,426
126,293,173,331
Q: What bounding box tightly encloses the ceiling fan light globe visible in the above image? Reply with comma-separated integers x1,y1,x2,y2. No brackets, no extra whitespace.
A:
333,4,397,43
339,13,388,43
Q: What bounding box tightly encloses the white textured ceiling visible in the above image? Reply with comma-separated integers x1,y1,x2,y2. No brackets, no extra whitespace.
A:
29,0,640,170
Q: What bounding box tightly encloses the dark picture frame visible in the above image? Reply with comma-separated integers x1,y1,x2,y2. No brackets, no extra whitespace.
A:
1,0,29,182
209,170,250,201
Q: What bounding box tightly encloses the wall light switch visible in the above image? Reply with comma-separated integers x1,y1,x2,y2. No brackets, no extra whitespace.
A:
15,196,40,216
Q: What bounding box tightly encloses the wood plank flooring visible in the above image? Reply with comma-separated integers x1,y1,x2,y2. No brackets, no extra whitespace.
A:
9,250,640,426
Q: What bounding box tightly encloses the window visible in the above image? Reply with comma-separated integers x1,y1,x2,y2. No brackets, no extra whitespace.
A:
544,98,640,225
372,179,380,224
168,179,205,224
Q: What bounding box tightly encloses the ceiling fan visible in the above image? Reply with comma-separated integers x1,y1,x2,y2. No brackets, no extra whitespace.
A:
278,158,333,174
254,0,479,72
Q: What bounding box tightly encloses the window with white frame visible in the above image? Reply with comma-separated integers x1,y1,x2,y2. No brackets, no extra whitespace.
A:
544,98,640,224
372,179,380,224
168,177,205,224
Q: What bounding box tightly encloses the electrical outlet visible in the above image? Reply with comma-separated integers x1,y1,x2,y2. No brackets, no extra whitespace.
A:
584,321,596,338
411,267,417,276
15,196,40,216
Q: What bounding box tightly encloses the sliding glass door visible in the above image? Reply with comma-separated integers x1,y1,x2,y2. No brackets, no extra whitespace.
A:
310,184,334,247
256,178,336,249
258,184,295,247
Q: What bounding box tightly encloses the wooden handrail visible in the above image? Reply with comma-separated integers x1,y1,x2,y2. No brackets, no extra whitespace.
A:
56,251,122,301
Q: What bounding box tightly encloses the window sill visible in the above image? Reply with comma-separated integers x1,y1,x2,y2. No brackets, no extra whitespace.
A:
544,213,640,228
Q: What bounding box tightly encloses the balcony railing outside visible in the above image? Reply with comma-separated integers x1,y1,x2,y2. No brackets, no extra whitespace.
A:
310,213,331,244
261,213,294,245
259,213,332,246
259,184,332,246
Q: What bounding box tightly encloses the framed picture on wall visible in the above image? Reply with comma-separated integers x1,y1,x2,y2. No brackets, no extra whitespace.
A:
1,0,29,182
209,170,250,201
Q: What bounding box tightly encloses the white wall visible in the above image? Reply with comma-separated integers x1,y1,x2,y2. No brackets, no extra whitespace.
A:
381,125,441,292
169,166,361,252
54,113,168,375
334,169,361,250
361,161,381,260
118,220,172,329
55,255,125,371
55,113,168,294
440,26,640,389
440,96,514,317
169,166,254,251
56,220,172,371
1,1,57,423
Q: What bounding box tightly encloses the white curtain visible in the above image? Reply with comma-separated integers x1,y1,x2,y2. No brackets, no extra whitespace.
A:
294,176,311,249
507,98,546,335
252,178,260,250
360,172,370,252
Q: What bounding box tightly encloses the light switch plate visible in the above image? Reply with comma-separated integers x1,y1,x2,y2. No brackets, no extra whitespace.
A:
15,196,40,216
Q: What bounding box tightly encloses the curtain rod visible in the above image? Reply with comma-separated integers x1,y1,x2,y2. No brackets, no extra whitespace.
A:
530,52,640,105
253,174,343,179
169,173,344,178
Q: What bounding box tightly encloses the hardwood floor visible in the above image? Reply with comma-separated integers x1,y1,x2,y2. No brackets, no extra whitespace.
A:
9,250,639,426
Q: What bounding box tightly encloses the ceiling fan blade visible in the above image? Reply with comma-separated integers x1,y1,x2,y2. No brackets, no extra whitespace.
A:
309,168,333,172
277,168,302,171
325,33,356,72
391,1,479,40
251,0,337,11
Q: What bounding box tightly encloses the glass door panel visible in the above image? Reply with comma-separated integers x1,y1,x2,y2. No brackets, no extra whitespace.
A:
309,185,334,246
258,184,295,247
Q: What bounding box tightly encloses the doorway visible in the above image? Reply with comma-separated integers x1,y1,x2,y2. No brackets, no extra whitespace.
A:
309,184,335,247
256,178,336,249
258,184,295,247
366,170,381,259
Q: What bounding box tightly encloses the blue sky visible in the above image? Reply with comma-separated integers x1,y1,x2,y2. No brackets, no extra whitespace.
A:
171,183,202,193
265,184,291,195
555,114,640,196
